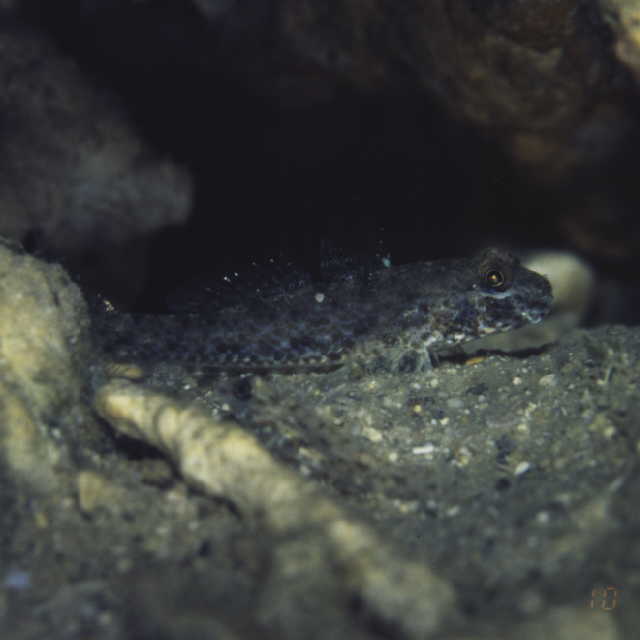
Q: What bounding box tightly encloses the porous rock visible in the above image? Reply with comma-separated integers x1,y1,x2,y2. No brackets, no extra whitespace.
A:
0,239,90,488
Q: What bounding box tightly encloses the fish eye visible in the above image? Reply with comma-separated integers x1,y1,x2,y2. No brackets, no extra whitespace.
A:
481,263,512,292
485,269,506,289
476,248,515,292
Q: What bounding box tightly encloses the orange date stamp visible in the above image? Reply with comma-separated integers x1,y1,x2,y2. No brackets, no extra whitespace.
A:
588,586,620,611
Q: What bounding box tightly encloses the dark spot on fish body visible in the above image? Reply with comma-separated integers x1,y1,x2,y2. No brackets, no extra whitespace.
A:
232,377,253,401
453,300,478,330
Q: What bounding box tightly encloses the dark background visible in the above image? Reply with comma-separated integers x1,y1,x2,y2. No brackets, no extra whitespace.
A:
11,0,640,315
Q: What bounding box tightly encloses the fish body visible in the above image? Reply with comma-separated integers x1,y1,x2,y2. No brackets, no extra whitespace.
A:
97,248,552,373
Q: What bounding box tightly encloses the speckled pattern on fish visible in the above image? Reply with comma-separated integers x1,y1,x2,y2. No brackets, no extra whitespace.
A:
96,248,553,373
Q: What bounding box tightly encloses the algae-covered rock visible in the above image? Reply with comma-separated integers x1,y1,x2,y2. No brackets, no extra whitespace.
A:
0,240,90,488
601,0,640,82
